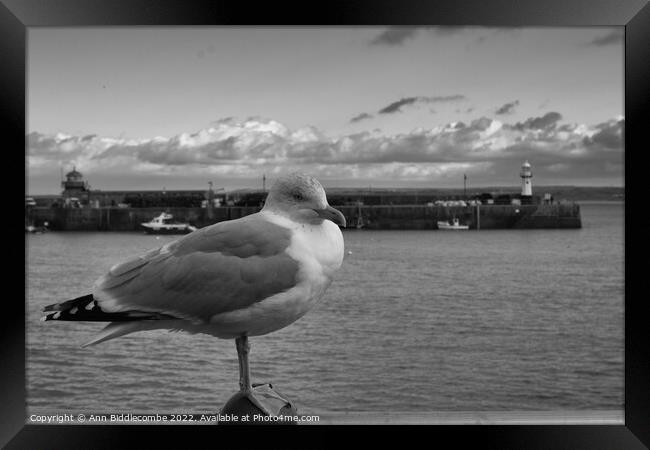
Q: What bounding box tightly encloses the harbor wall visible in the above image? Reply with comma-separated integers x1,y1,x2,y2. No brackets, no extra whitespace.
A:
27,203,581,231
337,203,581,230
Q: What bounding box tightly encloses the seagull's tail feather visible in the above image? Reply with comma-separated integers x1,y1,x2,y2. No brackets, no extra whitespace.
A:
41,293,177,322
82,321,170,347
42,294,185,347
43,293,94,312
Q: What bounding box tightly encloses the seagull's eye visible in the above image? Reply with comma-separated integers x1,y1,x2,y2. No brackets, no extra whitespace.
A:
293,193,304,201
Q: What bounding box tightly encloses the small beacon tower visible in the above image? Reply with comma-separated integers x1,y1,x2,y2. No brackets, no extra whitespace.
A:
61,166,90,206
520,160,533,204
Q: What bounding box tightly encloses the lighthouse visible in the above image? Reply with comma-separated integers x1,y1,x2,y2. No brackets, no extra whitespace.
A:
520,160,533,203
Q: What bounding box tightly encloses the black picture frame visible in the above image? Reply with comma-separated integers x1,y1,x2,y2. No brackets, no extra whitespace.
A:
6,0,648,447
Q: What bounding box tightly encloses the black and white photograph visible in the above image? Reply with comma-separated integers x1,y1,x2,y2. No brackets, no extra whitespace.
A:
23,24,627,427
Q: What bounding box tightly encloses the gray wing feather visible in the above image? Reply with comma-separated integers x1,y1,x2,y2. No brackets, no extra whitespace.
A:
93,214,300,322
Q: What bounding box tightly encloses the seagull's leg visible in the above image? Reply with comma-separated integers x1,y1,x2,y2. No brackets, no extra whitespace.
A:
236,335,251,392
235,335,273,416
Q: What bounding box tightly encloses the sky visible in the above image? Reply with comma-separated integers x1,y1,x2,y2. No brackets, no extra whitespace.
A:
27,27,624,194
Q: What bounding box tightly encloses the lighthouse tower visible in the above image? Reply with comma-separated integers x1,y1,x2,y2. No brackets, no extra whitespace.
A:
520,160,533,203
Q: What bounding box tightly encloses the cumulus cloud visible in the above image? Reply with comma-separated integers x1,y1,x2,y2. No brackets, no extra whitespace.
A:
582,118,624,149
513,112,563,130
378,95,465,114
587,29,624,46
495,100,519,115
350,112,373,123
28,113,624,186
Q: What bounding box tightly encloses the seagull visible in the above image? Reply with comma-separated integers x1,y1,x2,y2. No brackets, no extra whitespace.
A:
42,172,346,413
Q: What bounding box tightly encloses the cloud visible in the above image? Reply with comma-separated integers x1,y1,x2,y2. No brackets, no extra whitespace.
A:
28,114,624,187
370,26,466,46
211,117,235,125
513,112,563,130
378,95,465,114
582,118,624,149
370,27,420,46
587,29,624,46
378,97,421,114
350,112,373,123
495,100,519,115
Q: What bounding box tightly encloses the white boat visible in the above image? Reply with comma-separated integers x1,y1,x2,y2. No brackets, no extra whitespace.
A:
141,212,197,234
437,218,469,230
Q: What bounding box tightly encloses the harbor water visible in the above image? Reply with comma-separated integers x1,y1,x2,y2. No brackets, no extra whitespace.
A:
26,202,623,417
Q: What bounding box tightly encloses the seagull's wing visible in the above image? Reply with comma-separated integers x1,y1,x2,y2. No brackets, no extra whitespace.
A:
92,214,300,323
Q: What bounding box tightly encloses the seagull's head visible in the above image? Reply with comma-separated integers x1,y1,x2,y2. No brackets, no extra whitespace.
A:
263,172,347,227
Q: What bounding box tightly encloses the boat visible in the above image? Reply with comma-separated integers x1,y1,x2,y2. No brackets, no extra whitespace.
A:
141,212,197,234
25,224,48,234
25,219,48,234
437,218,469,230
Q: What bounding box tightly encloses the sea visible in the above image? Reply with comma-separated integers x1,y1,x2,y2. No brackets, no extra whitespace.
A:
25,201,624,419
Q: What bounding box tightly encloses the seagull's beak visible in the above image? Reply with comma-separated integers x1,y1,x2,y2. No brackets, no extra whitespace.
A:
313,205,347,227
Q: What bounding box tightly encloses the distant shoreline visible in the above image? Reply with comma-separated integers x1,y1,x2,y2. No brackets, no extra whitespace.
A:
27,185,624,202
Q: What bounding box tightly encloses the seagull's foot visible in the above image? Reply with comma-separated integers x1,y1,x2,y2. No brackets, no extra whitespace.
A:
249,383,296,417
219,383,297,424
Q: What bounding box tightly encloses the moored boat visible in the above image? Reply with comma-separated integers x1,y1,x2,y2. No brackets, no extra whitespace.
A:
25,220,48,234
437,218,469,230
141,212,197,234
25,224,48,234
